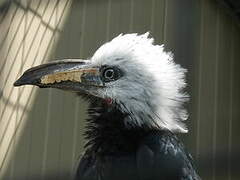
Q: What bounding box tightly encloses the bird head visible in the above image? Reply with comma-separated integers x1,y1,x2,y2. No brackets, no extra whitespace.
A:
14,33,189,133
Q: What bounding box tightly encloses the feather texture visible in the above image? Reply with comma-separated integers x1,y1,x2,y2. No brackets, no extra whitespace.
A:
91,33,189,132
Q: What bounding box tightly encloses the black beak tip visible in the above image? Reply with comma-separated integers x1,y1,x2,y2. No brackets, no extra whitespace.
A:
13,81,20,87
14,75,36,87
14,77,25,87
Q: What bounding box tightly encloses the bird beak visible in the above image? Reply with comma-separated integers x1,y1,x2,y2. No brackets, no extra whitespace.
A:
14,59,104,94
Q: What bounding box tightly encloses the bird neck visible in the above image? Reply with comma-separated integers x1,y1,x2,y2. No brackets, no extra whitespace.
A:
84,101,152,156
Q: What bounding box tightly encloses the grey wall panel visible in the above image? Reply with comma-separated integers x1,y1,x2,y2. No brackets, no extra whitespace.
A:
196,0,219,178
80,0,109,58
231,23,240,179
215,7,232,179
108,0,132,38
130,0,152,33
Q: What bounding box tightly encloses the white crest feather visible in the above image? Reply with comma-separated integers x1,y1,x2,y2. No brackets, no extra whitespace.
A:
91,33,189,133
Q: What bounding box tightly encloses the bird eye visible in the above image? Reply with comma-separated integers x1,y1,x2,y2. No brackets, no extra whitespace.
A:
101,66,122,82
104,69,115,80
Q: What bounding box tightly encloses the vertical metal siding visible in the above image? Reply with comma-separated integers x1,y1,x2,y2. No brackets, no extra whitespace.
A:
196,1,219,178
0,0,240,179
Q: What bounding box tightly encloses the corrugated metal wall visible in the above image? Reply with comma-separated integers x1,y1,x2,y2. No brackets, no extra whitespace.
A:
0,0,239,179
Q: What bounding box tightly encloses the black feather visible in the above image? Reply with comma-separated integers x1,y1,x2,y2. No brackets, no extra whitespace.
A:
75,98,200,180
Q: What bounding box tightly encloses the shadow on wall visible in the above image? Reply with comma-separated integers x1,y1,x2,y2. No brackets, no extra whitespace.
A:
5,89,87,179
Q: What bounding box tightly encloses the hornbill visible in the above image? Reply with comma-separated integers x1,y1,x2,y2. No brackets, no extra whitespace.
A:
14,33,200,180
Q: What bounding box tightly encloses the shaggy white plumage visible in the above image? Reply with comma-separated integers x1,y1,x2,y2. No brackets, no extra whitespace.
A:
91,33,189,133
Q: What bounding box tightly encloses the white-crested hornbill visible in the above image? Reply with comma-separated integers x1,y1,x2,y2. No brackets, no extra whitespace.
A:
14,33,200,180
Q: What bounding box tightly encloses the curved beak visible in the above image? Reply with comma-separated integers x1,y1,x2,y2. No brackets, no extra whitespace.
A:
14,59,104,93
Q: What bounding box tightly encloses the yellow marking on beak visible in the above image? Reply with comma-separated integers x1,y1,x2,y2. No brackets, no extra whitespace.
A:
40,68,99,84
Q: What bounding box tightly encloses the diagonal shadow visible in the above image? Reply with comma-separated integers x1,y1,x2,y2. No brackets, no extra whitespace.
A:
0,0,71,174
0,0,12,24
14,0,63,32
0,0,61,76
0,0,58,124
0,0,34,57
0,0,47,75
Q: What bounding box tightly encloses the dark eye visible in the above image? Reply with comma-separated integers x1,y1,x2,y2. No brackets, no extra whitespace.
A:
104,69,115,79
101,67,122,82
